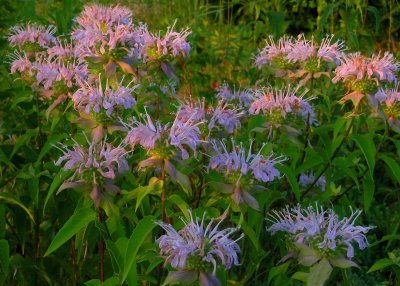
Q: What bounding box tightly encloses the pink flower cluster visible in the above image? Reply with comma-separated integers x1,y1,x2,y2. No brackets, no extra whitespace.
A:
55,137,129,180
156,210,242,273
208,140,285,183
72,77,137,116
8,23,57,49
375,85,400,107
123,109,203,159
71,4,191,61
267,205,375,259
255,34,345,69
10,51,89,95
249,87,315,124
332,52,399,84
216,83,254,107
299,171,326,191
176,98,244,134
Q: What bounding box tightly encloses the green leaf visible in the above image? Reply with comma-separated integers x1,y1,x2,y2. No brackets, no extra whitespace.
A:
267,262,290,285
85,276,119,286
366,6,380,33
353,134,376,177
296,243,321,267
167,194,190,220
163,270,198,285
318,4,336,33
268,11,286,38
307,258,332,286
363,172,375,213
329,257,359,268
292,271,308,283
369,235,400,247
0,192,35,223
44,207,96,256
379,154,400,185
367,258,393,273
0,239,9,275
43,169,73,213
277,165,300,202
135,179,163,212
122,216,156,283
10,128,38,159
28,177,40,207
241,222,260,251
35,133,68,168
0,204,5,239
105,240,123,273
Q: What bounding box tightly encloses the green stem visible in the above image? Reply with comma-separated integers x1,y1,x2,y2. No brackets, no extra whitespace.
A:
98,208,104,282
161,160,167,222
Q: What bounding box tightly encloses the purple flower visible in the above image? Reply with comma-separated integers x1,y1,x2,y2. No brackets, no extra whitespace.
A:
267,205,375,259
72,4,135,59
169,112,204,159
287,34,315,63
74,4,132,28
299,171,326,191
217,83,253,107
254,35,294,68
9,52,35,76
55,136,129,180
156,210,243,275
375,86,400,107
255,34,346,70
123,112,165,149
72,76,137,116
123,108,203,159
249,86,316,125
47,39,76,60
208,101,244,134
154,21,191,58
208,139,285,183
8,23,57,49
176,97,206,123
333,52,398,84
317,35,346,65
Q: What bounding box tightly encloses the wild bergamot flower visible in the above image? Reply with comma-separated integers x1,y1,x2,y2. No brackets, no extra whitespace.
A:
156,210,243,286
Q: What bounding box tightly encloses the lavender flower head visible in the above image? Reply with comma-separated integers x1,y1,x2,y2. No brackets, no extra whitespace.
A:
72,76,137,117
176,97,244,135
74,4,132,28
299,171,326,191
333,52,399,87
374,85,400,131
9,51,35,77
267,205,375,260
332,52,399,110
54,135,129,207
72,4,134,59
216,83,254,108
8,23,57,50
249,86,316,130
156,209,243,282
176,97,206,123
254,35,294,69
123,108,203,160
55,136,129,180
35,58,89,92
154,21,191,58
208,101,244,134
208,139,285,184
255,34,345,72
